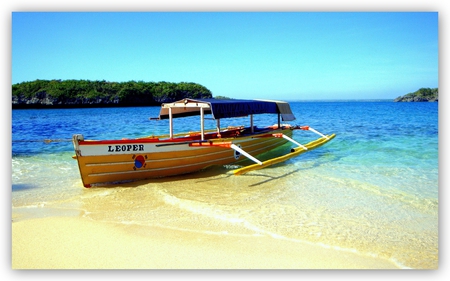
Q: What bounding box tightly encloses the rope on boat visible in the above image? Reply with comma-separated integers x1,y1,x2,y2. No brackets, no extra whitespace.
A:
12,139,72,144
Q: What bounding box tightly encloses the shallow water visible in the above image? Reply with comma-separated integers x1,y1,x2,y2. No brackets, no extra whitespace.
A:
11,101,438,269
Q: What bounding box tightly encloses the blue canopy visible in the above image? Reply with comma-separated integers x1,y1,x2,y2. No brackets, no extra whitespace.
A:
158,98,296,121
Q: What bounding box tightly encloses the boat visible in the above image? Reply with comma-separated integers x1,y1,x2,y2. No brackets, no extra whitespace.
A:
72,98,335,187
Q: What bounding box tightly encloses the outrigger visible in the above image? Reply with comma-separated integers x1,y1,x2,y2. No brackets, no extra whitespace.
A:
72,98,335,187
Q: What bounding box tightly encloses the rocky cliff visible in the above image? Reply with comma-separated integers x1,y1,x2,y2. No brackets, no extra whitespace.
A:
394,88,438,102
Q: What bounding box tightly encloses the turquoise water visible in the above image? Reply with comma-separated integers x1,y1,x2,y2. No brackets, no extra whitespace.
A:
11,101,439,269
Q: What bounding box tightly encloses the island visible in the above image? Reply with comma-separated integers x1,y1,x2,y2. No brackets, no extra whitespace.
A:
12,79,213,109
394,88,438,102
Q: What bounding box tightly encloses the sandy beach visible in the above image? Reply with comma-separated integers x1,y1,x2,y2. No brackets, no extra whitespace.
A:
12,215,400,269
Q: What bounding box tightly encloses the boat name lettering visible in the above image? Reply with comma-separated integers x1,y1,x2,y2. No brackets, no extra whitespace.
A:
108,144,144,152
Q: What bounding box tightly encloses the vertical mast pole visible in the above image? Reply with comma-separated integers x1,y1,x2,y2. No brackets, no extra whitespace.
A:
216,119,221,138
169,107,173,139
200,107,205,140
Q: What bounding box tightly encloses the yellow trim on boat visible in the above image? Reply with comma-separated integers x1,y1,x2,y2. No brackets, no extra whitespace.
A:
232,133,336,175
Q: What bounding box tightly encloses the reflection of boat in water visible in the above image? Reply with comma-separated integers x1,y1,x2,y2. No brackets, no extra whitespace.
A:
72,98,335,187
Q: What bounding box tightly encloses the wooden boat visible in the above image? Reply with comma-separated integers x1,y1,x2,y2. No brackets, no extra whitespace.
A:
72,98,335,187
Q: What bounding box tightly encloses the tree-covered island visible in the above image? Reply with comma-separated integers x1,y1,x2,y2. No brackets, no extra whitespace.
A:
12,79,213,109
12,80,438,108
394,87,438,102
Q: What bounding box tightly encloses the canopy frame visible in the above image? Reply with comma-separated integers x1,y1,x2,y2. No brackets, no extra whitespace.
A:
156,98,297,139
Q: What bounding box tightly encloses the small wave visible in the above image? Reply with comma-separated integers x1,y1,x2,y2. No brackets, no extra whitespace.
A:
155,188,405,268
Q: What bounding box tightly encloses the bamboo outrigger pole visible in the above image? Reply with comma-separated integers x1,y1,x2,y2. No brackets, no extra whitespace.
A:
232,133,336,175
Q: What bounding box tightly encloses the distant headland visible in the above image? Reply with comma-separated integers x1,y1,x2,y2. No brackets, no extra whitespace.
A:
12,80,438,108
394,87,438,102
12,79,213,109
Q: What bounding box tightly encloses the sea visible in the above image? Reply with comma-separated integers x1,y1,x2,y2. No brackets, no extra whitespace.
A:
11,101,439,269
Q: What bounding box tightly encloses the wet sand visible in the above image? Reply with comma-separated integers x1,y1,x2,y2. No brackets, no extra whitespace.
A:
12,215,400,269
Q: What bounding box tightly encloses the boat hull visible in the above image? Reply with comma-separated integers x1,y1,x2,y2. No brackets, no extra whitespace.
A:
73,128,293,187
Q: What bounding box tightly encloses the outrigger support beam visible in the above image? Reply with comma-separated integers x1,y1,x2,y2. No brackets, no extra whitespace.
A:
189,141,263,165
230,144,263,165
272,133,308,151
296,126,329,140
232,133,336,176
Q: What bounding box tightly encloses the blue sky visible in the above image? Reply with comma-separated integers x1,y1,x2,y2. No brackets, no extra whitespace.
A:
12,12,438,100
